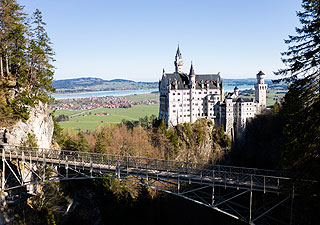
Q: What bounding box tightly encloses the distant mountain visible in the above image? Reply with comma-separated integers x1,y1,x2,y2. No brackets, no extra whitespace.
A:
223,78,274,85
108,79,135,83
52,77,158,93
52,77,275,94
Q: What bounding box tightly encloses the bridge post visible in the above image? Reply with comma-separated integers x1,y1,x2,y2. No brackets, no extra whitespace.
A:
22,151,25,185
116,160,120,179
90,157,93,178
126,157,129,175
82,156,84,170
290,184,295,225
2,147,5,190
212,170,215,205
185,162,188,174
66,155,68,179
42,152,46,182
146,163,148,183
249,175,253,224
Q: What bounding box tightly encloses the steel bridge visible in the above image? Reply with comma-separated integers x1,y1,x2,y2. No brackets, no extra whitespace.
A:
0,145,297,225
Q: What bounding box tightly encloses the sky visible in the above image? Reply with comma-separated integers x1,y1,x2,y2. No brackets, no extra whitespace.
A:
19,0,302,81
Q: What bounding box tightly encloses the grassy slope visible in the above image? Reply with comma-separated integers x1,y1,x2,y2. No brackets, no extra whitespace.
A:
58,104,159,131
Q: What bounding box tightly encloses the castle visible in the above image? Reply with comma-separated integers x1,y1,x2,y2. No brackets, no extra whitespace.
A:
158,46,267,138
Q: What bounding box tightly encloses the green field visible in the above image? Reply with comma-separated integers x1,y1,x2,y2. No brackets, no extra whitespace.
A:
57,104,159,131
123,93,159,101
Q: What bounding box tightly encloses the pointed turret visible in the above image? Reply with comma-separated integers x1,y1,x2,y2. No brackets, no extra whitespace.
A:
189,62,196,87
234,86,239,96
176,44,182,58
174,44,184,73
189,61,195,75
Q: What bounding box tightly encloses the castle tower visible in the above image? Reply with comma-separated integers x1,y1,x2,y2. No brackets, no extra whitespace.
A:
234,86,239,97
254,71,268,109
174,45,184,73
189,62,196,123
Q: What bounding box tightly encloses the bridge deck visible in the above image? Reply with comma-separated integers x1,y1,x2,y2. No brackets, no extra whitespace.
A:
1,145,292,194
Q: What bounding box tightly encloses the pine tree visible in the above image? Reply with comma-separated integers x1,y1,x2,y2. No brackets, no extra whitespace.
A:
94,131,106,153
28,9,55,102
275,0,320,176
0,1,55,121
0,0,26,79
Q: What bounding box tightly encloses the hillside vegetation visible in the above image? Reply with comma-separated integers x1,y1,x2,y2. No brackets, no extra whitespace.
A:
0,2,55,124
56,118,231,164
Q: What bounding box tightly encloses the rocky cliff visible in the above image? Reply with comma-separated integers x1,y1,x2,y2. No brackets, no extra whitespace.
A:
0,102,54,148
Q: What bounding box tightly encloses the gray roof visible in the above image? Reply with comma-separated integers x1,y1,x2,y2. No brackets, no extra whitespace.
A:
257,71,265,76
232,97,255,103
189,63,195,75
161,72,221,90
176,46,182,58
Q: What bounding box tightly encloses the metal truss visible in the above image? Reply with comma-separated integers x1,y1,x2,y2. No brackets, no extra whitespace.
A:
0,145,302,224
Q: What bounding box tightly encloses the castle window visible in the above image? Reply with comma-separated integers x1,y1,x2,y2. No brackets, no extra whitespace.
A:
178,99,180,101
180,115,182,117
178,93,181,95
173,105,176,107
209,91,212,94
187,92,190,95
173,110,176,113
179,104,182,107
184,92,186,95
204,92,207,94
173,93,175,95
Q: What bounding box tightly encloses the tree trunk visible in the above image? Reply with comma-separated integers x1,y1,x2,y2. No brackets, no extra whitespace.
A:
5,54,9,75
0,54,3,78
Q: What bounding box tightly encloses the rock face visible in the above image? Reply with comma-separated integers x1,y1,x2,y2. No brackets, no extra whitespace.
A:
0,102,54,148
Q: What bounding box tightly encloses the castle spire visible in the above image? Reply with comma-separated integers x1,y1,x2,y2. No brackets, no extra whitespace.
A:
189,61,195,75
176,44,182,58
174,44,183,73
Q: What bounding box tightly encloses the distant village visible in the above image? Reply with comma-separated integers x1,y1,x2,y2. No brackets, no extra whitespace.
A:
50,96,159,111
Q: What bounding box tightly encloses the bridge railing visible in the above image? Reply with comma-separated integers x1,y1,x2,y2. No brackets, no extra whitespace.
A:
1,145,292,192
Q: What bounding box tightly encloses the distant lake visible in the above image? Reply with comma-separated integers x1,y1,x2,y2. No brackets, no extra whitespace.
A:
223,85,254,92
52,89,159,99
52,85,254,99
